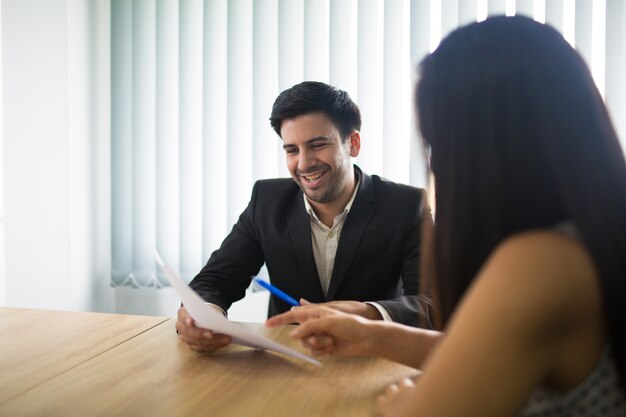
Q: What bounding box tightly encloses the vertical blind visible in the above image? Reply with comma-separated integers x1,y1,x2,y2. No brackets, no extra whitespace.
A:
111,0,626,287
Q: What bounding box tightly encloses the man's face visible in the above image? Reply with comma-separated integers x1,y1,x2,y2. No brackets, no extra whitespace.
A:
281,112,360,204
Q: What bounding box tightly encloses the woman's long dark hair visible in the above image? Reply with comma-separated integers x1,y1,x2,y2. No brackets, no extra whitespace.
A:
416,16,626,388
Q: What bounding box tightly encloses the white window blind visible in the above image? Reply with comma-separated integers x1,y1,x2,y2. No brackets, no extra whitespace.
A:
0,2,4,306
111,0,626,288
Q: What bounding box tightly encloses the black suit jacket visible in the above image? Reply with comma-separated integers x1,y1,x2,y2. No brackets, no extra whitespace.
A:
189,166,431,326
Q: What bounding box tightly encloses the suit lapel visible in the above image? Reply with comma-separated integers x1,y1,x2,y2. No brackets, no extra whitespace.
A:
326,168,376,300
286,191,326,300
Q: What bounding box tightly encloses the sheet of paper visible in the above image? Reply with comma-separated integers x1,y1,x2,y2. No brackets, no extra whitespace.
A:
155,252,321,366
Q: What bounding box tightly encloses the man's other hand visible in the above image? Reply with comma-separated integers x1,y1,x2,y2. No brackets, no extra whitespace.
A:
175,306,232,352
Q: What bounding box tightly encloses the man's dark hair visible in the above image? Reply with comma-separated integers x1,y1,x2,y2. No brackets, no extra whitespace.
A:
269,81,361,141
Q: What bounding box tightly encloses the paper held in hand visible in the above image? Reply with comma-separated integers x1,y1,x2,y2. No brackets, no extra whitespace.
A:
155,251,321,366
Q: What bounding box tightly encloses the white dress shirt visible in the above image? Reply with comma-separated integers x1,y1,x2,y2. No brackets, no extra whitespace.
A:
303,177,392,321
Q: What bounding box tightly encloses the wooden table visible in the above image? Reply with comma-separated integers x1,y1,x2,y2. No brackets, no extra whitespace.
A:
0,307,418,417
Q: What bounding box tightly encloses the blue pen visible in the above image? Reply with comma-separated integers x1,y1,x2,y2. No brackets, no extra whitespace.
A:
253,277,301,307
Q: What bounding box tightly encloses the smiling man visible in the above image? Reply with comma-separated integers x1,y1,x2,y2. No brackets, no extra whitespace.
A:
176,81,434,353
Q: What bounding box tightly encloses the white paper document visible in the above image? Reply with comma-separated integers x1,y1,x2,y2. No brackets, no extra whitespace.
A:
155,252,321,366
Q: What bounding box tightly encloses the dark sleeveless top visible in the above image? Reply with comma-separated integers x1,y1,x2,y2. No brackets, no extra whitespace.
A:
519,347,625,416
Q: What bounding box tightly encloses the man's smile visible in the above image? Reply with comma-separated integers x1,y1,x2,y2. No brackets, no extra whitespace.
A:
299,168,329,186
303,170,326,182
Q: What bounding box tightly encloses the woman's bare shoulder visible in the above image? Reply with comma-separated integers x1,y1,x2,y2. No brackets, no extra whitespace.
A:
488,230,598,302
473,229,603,344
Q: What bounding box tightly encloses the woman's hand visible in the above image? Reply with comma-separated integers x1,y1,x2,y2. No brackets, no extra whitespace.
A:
377,376,420,417
266,305,375,357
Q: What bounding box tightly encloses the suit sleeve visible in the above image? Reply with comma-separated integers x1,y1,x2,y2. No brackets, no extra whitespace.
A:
188,182,265,313
376,190,438,328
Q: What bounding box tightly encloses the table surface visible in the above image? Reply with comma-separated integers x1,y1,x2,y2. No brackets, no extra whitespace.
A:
0,306,417,417
0,307,167,404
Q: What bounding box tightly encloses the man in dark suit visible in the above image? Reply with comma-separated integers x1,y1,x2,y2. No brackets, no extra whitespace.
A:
176,81,433,352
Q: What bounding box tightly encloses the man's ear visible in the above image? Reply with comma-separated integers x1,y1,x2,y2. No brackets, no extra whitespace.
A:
347,131,361,157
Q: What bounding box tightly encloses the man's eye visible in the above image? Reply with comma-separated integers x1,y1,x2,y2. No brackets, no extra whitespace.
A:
285,148,298,154
311,144,325,149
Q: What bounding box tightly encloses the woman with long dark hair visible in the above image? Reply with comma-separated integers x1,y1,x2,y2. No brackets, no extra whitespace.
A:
267,15,626,416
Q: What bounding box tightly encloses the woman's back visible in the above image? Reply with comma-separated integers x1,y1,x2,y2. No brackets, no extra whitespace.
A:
517,225,625,416
415,16,626,415
400,229,623,416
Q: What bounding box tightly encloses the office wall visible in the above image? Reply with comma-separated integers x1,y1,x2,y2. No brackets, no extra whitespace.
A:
2,0,114,312
0,0,265,320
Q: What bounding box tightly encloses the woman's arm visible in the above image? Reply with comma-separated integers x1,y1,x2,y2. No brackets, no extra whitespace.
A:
266,306,443,368
377,231,604,417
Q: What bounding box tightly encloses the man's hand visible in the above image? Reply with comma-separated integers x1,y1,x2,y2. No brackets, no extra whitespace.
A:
300,299,383,320
176,306,232,352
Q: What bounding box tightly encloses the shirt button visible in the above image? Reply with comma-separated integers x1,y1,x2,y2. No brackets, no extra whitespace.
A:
328,231,335,239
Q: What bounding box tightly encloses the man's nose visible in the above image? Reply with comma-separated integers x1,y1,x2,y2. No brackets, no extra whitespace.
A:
297,149,316,172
